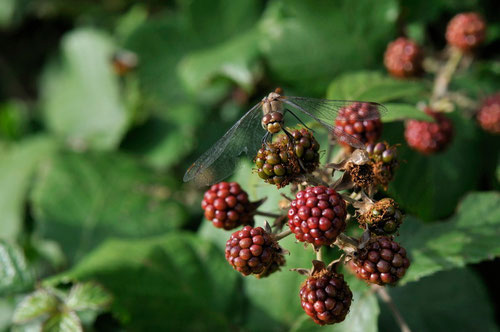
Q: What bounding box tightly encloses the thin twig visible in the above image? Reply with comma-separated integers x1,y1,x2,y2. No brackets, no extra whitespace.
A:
254,211,282,218
374,286,412,332
274,229,292,241
432,47,463,105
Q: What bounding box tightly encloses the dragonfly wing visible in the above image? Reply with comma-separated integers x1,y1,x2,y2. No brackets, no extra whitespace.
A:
282,97,387,149
183,102,264,186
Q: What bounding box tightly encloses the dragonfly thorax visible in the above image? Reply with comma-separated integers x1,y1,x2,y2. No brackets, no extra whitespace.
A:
261,92,284,133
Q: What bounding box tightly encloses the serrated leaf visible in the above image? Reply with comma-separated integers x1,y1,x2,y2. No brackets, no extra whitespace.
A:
290,290,379,332
31,152,187,263
0,241,34,296
380,268,498,332
385,112,482,220
0,136,56,240
13,290,58,324
326,71,426,103
382,103,433,122
42,311,82,332
398,192,500,284
47,233,240,331
65,282,112,311
40,28,128,150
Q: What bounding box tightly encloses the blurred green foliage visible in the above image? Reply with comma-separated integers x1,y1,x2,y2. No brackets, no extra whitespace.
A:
0,0,499,331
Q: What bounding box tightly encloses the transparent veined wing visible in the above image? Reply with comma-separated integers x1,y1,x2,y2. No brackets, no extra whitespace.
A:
183,102,265,186
282,96,387,149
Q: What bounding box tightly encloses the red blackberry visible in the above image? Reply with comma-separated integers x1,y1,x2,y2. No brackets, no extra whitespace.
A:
225,225,284,277
288,186,346,247
404,109,454,154
299,265,352,325
202,182,255,230
357,198,404,235
335,102,382,150
384,37,423,78
350,236,410,285
477,93,500,134
446,12,486,51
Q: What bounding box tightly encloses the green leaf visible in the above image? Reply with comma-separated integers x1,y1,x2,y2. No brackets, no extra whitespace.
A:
260,1,398,95
42,311,82,332
31,152,187,263
379,268,498,332
178,29,260,92
290,290,379,332
0,241,34,296
385,112,482,220
12,290,58,324
65,282,112,311
398,191,500,284
382,103,433,122
326,71,427,103
0,136,56,240
48,233,240,331
40,28,128,150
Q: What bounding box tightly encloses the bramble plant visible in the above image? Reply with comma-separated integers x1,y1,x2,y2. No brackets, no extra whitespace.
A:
1,1,499,331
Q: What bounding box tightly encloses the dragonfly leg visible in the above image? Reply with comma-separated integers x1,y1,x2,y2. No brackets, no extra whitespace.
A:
261,131,270,145
284,109,314,132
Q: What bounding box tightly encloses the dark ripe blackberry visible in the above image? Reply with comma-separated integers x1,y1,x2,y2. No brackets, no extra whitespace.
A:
446,12,486,51
477,93,500,135
202,182,254,230
300,270,352,325
277,128,320,173
351,236,410,285
405,109,454,155
335,102,382,150
358,198,404,235
366,142,399,189
288,186,346,247
225,226,284,277
384,37,423,78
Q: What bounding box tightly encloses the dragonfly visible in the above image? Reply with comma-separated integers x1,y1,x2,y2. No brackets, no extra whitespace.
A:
184,88,386,186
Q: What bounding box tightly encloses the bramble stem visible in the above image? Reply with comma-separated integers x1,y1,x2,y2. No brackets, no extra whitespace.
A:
334,233,359,253
432,47,463,104
255,211,282,218
374,286,412,332
315,246,323,261
274,229,292,241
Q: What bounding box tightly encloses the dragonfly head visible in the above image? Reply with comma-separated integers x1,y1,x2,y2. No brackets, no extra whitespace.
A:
262,111,284,133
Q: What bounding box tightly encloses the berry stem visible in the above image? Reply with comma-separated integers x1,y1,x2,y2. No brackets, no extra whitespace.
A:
274,229,292,241
315,246,323,261
254,211,282,218
374,286,412,332
431,47,463,106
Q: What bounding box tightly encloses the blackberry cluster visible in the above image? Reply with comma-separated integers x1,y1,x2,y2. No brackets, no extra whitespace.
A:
446,12,486,51
334,102,382,149
202,182,255,230
366,142,399,189
358,198,404,235
300,270,352,325
477,93,500,135
254,129,320,188
277,129,320,173
350,236,410,285
288,186,346,247
405,109,454,154
225,226,284,277
384,37,423,78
